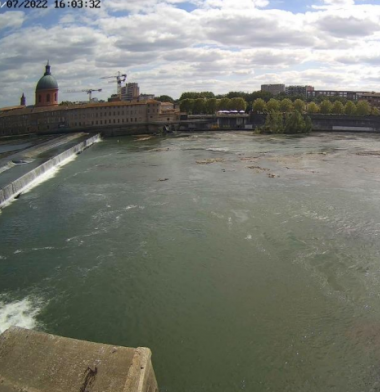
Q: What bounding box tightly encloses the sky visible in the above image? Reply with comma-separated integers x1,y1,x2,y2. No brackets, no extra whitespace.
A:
0,0,379,107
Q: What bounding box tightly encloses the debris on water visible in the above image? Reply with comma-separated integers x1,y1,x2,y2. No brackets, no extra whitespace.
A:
240,157,260,161
196,158,224,164
134,135,153,142
356,151,380,157
267,173,276,178
151,148,170,152
158,178,169,181
247,166,270,171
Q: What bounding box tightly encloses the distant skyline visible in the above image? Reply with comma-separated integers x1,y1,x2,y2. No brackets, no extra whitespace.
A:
0,0,379,107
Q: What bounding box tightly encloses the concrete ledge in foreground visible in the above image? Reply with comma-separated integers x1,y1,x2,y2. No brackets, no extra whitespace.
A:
0,327,158,392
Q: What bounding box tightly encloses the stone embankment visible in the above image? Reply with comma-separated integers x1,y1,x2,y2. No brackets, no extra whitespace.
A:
0,327,158,392
0,133,100,208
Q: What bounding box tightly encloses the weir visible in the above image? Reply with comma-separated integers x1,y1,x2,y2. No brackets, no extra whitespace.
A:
0,327,158,392
0,133,101,208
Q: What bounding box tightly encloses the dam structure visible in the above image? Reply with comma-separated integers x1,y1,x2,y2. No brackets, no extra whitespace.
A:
0,327,158,392
0,132,100,208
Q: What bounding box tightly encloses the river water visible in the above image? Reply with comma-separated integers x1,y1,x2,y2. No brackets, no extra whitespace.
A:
1,132,380,391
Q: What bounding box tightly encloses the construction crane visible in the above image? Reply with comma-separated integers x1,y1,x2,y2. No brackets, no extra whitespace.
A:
100,72,127,98
66,89,102,102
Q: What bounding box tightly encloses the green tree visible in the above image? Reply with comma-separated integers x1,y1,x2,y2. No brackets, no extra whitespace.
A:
180,99,194,113
320,100,333,114
267,99,280,112
156,95,174,103
218,98,231,111
294,99,306,112
179,91,215,100
284,111,311,134
264,110,284,134
332,101,344,115
193,98,206,114
252,98,267,114
344,101,357,115
280,98,293,112
307,102,319,113
372,107,380,116
229,97,247,111
356,100,371,116
205,98,218,114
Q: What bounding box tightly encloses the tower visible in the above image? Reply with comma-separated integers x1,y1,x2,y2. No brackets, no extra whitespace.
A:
20,93,26,106
35,62,59,107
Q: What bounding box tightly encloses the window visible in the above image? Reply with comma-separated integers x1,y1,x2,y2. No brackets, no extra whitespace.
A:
54,93,57,101
39,95,42,103
47,94,50,102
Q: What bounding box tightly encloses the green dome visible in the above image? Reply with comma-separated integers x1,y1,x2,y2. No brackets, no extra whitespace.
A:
35,63,58,91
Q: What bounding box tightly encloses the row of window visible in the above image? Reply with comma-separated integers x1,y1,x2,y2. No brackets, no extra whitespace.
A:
38,93,57,103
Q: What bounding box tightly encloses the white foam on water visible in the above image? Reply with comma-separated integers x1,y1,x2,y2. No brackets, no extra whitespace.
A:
0,297,42,333
125,205,137,210
22,153,78,196
1,154,79,210
207,147,229,152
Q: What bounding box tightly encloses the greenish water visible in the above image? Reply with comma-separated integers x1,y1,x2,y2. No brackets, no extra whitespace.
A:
2,132,380,391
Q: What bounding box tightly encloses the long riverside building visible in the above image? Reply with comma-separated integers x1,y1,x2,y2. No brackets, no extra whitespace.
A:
0,100,179,136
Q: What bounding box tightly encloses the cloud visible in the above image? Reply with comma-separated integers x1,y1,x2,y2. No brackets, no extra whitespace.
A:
1,0,380,107
0,11,25,31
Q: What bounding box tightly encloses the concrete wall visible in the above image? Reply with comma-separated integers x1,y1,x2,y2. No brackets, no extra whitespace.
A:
0,327,159,392
0,133,101,208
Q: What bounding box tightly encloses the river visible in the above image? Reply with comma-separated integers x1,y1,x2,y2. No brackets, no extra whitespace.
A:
1,131,380,391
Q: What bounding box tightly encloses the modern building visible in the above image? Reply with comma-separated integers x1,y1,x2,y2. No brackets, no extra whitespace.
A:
139,94,155,101
261,84,285,96
286,85,314,97
121,83,140,101
35,62,59,107
307,90,369,100
358,93,380,109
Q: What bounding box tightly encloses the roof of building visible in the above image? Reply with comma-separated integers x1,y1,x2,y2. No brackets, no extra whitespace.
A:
0,100,162,118
36,63,58,91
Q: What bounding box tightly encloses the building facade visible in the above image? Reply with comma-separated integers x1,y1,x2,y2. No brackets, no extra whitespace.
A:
307,90,369,100
261,84,285,95
0,100,181,136
121,83,140,101
358,93,380,109
286,85,314,97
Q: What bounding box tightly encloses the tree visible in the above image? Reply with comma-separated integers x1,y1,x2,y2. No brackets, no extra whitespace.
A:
180,99,194,113
320,100,333,114
344,101,357,115
280,98,293,112
179,91,215,100
267,99,280,112
156,95,174,103
264,110,284,134
356,100,371,116
283,111,311,134
218,98,231,110
250,91,273,102
372,107,380,116
229,97,247,111
332,101,344,115
307,102,319,113
294,99,306,112
193,98,206,114
205,98,218,114
252,98,267,113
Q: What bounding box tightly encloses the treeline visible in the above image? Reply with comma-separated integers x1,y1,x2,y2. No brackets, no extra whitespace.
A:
252,98,380,116
180,97,247,114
